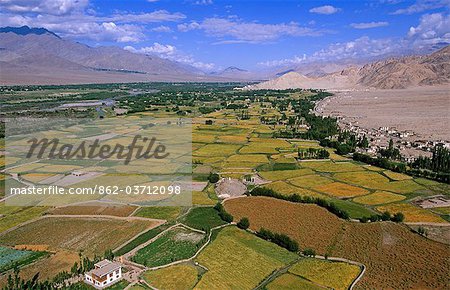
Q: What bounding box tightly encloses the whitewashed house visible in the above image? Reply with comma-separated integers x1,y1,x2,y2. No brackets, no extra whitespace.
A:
85,259,122,289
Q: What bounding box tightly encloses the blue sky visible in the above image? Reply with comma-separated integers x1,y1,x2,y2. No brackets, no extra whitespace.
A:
0,0,448,71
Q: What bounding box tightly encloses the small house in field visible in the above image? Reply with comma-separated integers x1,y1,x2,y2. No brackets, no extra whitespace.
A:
85,259,122,289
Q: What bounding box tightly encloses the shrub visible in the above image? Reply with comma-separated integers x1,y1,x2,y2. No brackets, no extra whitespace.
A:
302,248,316,257
208,173,220,183
391,212,405,223
381,211,391,221
237,217,250,230
214,202,233,223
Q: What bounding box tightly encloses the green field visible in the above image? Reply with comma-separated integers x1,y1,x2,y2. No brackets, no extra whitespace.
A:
132,226,205,267
0,246,47,272
114,222,173,256
180,207,227,231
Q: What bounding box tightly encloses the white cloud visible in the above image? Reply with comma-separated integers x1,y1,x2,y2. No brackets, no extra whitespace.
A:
194,0,213,5
0,1,186,43
260,12,450,66
309,5,341,15
152,25,172,32
258,54,307,67
107,10,185,23
124,44,215,71
407,13,450,47
350,21,389,29
0,0,89,15
392,0,450,15
177,18,323,43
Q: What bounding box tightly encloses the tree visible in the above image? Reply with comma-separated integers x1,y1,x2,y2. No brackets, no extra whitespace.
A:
391,212,404,223
336,143,351,155
381,211,391,221
237,217,250,230
103,249,114,260
302,248,316,257
208,173,220,183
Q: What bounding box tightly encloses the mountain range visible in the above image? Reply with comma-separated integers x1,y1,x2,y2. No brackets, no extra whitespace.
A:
0,26,449,89
0,26,219,85
244,45,450,90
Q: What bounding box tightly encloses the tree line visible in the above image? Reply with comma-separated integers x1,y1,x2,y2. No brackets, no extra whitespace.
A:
298,148,330,160
249,187,350,220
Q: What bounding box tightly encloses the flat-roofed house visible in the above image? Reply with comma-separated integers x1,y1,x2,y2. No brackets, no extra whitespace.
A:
85,259,122,289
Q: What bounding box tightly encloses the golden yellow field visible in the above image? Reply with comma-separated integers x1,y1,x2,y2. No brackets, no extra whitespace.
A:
353,191,406,205
264,181,325,198
144,264,199,290
258,169,315,181
301,161,365,173
266,273,324,290
289,258,361,290
376,203,447,223
383,171,412,181
314,182,369,198
194,144,242,157
288,175,334,188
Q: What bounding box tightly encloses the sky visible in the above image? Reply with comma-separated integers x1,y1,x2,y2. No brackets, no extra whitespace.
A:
0,0,449,71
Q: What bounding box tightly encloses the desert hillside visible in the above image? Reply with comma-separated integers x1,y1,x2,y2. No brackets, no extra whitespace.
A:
245,46,450,90
0,26,221,85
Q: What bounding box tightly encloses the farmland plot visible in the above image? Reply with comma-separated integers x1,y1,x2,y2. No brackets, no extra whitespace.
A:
132,226,205,268
289,258,361,290
195,226,297,290
0,217,159,256
224,196,450,289
143,264,199,290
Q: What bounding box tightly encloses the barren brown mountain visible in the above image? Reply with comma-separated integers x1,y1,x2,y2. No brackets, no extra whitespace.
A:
245,46,450,90
0,26,221,84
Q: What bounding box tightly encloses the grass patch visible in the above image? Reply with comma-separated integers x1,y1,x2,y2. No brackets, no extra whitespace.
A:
180,207,226,231
114,222,173,256
132,226,205,268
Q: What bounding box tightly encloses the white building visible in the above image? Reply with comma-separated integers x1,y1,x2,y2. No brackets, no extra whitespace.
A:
85,259,122,289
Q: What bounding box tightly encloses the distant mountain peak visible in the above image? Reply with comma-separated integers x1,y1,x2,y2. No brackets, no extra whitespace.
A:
0,26,60,38
222,66,248,72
